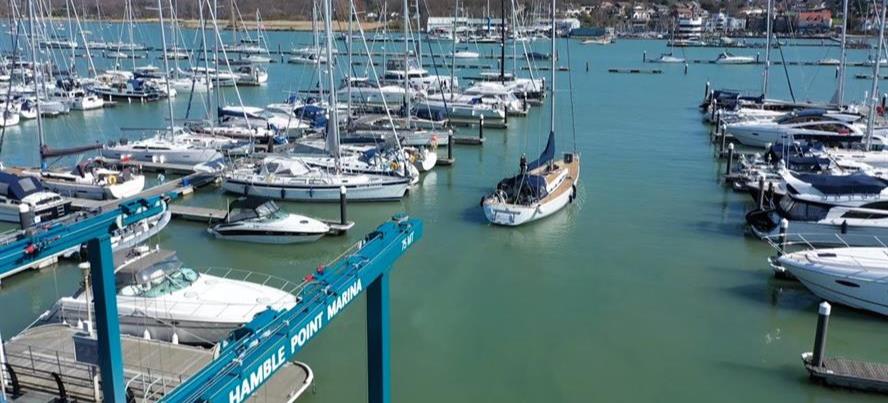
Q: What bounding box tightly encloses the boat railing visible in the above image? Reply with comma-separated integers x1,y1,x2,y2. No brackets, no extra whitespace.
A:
200,266,307,296
764,232,888,251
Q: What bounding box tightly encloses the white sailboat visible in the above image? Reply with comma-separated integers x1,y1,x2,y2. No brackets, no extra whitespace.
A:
481,0,580,226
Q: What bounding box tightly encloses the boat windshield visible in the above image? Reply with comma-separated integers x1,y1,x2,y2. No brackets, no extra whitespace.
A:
119,255,200,298
778,197,830,221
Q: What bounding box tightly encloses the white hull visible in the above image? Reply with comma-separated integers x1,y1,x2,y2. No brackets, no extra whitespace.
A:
221,179,409,202
102,147,222,166
780,251,888,316
483,183,576,226
208,230,325,244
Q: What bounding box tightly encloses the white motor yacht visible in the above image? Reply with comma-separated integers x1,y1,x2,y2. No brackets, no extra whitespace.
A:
713,51,756,64
777,247,888,316
43,247,297,344
0,171,71,224
102,135,224,166
208,198,330,244
726,109,883,148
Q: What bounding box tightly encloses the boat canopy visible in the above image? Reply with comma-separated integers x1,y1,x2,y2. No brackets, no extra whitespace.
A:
225,197,279,223
526,130,555,171
793,173,888,195
0,172,45,200
496,173,548,204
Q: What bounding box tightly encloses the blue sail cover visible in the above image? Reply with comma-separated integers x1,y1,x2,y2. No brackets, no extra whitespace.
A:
794,172,888,195
526,130,555,171
0,172,44,201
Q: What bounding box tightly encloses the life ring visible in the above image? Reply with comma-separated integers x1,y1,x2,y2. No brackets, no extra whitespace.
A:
107,175,117,185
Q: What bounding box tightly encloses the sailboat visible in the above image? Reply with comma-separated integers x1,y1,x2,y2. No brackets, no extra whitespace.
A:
481,0,580,226
221,0,410,202
653,22,685,63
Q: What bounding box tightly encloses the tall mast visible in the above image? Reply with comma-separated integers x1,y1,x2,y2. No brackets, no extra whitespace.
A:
548,0,555,136
762,0,772,99
27,0,44,166
403,0,411,126
347,0,353,127
450,0,457,97
200,0,212,120
866,0,888,151
323,0,340,168
500,0,506,83
71,0,96,78
157,0,175,138
837,0,849,106
415,0,422,66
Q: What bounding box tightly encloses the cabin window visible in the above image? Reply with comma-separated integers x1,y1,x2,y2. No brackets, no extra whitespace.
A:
781,199,829,221
835,279,860,288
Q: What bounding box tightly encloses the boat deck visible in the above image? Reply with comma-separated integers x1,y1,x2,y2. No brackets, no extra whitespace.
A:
171,204,354,235
536,155,580,202
805,355,888,393
2,324,313,402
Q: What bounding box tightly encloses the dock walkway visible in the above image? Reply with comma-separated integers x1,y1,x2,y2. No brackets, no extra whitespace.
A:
2,324,313,402
804,355,888,393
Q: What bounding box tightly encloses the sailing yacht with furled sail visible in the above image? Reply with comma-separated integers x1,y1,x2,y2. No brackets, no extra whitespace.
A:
481,0,580,226
221,0,410,202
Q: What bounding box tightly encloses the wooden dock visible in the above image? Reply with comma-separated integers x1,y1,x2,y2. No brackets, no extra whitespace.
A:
608,68,663,74
804,354,888,393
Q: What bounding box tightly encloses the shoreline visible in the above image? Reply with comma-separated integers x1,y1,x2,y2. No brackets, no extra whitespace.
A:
46,18,390,32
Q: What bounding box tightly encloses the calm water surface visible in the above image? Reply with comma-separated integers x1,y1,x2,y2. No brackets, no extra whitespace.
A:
0,24,886,402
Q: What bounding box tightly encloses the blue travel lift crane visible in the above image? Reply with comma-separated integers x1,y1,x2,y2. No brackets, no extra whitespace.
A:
0,194,423,403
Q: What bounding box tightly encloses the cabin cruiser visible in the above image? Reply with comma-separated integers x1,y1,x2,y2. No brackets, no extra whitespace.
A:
713,52,756,64
382,59,456,93
775,247,888,316
746,171,888,246
17,159,145,200
217,105,292,135
462,82,527,116
482,133,580,226
52,78,104,110
725,109,884,148
234,65,268,86
208,198,330,244
102,134,224,166
0,171,71,224
414,96,507,127
222,156,411,202
89,78,163,102
473,72,544,103
652,52,686,63
452,50,479,58
40,247,297,344
183,67,238,87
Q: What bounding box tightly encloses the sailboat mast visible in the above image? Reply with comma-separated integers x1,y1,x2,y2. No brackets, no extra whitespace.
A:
866,0,888,151
837,0,849,106
415,0,422,66
403,0,411,125
27,0,44,165
157,0,175,138
347,0,353,127
323,0,340,168
548,0,555,136
762,0,772,99
500,0,506,83
450,0,457,97
199,0,211,119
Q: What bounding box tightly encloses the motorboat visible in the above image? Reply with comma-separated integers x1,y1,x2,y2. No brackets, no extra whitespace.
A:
713,51,756,64
287,53,327,64
461,82,527,116
222,156,411,202
234,65,268,86
208,198,330,244
776,247,888,316
817,58,841,66
452,50,480,58
652,53,686,63
725,109,883,148
89,78,163,102
17,159,145,200
41,247,297,344
746,171,888,246
413,96,507,126
0,171,71,224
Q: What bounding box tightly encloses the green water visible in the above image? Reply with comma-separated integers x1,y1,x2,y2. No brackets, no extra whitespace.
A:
0,25,887,402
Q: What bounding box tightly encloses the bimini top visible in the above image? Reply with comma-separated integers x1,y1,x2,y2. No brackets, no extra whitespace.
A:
0,172,45,200
225,197,280,223
792,172,888,195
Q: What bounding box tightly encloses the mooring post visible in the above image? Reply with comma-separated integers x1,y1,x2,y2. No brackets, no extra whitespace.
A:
720,125,726,154
704,81,710,103
339,186,348,225
87,235,126,403
778,218,789,256
758,177,766,210
726,143,734,175
684,63,688,75
367,272,391,403
447,133,453,160
812,302,831,368
479,115,484,139
643,50,646,63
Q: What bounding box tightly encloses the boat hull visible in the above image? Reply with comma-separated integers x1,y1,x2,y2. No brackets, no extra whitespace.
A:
221,179,409,202
781,257,888,316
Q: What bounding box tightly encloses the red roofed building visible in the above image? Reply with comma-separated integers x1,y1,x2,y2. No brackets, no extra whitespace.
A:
797,8,832,32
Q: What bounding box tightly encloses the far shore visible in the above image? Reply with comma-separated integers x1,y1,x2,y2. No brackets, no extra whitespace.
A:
44,18,391,32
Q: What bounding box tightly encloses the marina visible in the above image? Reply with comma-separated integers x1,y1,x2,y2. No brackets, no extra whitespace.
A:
4,0,888,401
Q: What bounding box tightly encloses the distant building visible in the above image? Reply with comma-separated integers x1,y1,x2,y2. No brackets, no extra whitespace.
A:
797,8,832,32
426,17,505,33
675,16,703,42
